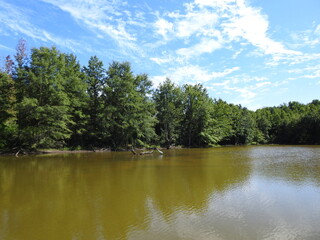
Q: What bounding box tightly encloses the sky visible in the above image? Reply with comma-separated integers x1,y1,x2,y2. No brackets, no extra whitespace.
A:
0,0,320,110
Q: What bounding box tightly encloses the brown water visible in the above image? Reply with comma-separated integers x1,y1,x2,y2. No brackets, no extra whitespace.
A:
0,146,320,240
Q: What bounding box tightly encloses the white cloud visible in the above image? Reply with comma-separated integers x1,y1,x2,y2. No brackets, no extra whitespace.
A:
153,3,220,41
153,0,300,62
208,74,274,109
150,75,167,88
150,57,171,65
41,0,143,55
154,18,173,39
176,38,222,59
255,81,272,88
217,78,272,93
195,0,235,9
0,2,46,41
174,10,219,38
291,53,320,65
170,65,239,84
221,0,300,57
150,52,185,65
211,80,230,87
288,64,320,74
301,70,320,79
315,24,320,34
290,24,320,49
167,65,208,84
225,75,268,85
217,67,241,77
232,49,243,59
272,80,289,87
152,65,239,86
234,87,256,100
285,64,320,82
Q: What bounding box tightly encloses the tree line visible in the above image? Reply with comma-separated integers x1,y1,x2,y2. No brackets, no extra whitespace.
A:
1,40,319,151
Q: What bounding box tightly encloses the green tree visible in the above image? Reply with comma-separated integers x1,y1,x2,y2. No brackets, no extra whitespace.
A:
232,107,256,144
153,78,183,148
286,100,320,144
104,61,156,148
17,47,71,149
63,53,88,147
210,99,234,144
0,71,17,149
181,84,215,147
303,100,320,144
255,108,273,143
82,56,106,146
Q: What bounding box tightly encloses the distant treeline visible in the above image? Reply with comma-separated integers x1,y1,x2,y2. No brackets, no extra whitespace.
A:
1,40,319,151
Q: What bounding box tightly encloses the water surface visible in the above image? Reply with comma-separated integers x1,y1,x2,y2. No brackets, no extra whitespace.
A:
1,146,320,239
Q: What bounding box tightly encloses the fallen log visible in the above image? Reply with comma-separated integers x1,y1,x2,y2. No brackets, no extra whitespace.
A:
131,148,163,155
140,150,154,155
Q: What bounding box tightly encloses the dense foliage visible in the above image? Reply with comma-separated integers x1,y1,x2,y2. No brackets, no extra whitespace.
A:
1,42,319,151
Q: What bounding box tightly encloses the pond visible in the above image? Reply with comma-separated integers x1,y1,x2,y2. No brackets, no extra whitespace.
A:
1,146,320,239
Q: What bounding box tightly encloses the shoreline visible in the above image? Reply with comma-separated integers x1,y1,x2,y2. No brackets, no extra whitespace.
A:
0,148,111,156
2,144,318,157
0,146,180,156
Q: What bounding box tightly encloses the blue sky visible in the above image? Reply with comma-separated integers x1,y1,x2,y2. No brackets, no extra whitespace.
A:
1,0,320,109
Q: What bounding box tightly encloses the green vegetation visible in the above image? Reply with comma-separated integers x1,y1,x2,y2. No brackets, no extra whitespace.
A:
1,40,319,152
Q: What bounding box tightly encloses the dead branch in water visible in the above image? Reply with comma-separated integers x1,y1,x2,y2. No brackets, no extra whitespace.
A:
140,150,154,155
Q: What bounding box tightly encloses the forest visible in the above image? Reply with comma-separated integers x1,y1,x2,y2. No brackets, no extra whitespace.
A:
1,40,320,152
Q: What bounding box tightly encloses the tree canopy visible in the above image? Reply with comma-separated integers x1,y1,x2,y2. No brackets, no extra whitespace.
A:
0,42,319,152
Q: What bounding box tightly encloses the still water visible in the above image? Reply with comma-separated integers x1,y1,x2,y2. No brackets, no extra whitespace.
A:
0,146,320,240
